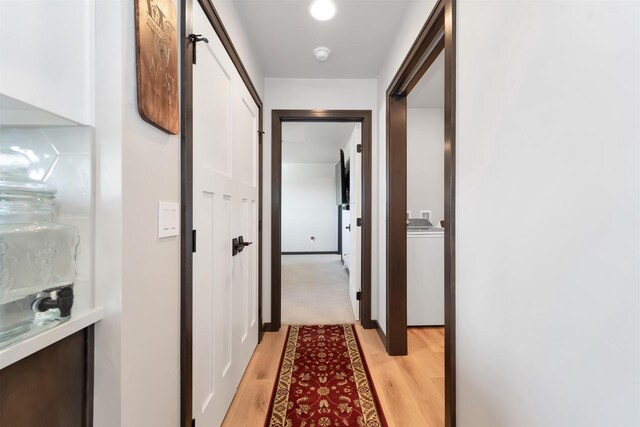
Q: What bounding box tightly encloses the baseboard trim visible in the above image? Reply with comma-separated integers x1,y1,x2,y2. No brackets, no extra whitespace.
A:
374,320,387,348
361,317,374,329
281,251,340,255
262,322,272,332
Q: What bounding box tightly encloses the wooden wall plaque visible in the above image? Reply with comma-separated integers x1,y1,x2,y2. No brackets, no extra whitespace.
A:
135,0,180,135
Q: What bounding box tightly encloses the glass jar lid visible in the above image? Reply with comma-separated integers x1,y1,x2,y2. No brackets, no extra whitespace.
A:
0,149,56,197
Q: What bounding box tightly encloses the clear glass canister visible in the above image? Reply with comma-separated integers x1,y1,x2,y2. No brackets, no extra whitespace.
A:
0,149,79,348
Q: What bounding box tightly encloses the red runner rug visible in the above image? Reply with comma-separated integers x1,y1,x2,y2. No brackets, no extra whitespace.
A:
265,324,387,427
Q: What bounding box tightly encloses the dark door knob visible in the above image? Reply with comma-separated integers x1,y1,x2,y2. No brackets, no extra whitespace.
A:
232,235,253,256
345,225,351,231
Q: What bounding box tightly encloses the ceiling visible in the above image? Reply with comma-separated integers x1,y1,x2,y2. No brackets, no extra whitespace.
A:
407,50,444,108
282,121,356,163
231,0,411,78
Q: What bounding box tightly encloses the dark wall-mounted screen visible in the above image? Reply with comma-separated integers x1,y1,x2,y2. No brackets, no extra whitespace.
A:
336,149,349,206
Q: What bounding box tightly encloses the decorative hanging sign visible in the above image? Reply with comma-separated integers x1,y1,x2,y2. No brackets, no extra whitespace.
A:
134,0,180,135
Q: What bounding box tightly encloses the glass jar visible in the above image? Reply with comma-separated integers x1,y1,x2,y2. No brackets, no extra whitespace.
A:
0,149,79,348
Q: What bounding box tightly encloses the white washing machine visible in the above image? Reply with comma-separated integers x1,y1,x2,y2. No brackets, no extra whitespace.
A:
407,226,444,326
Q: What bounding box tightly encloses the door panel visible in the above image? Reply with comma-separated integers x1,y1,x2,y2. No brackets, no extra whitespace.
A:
234,95,257,186
193,28,231,177
192,3,260,426
349,125,362,320
229,80,259,385
342,208,351,268
250,199,257,328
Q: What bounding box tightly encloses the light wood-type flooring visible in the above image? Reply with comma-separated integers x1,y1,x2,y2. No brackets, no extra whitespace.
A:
222,325,445,426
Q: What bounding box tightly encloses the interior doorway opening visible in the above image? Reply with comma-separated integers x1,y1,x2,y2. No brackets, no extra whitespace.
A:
406,49,445,330
280,121,362,325
385,0,455,425
270,110,373,332
405,47,446,425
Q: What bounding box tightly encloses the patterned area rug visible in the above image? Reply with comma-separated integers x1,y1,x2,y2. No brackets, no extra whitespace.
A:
265,324,387,427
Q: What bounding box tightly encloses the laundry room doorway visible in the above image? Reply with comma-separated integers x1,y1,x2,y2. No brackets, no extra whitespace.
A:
385,0,456,425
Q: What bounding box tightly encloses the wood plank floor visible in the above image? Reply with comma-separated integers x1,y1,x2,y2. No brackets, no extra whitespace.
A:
222,325,445,427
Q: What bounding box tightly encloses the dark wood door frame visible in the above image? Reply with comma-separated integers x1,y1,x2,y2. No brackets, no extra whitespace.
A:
270,110,374,332
386,0,456,426
179,0,263,426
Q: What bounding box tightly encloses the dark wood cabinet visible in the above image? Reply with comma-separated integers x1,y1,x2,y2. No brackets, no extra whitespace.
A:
0,327,93,427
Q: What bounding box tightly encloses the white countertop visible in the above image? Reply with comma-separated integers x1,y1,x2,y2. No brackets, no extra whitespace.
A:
0,306,103,370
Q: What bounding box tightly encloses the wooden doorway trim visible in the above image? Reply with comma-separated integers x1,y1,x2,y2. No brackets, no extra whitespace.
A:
386,0,456,426
270,110,374,332
179,0,264,426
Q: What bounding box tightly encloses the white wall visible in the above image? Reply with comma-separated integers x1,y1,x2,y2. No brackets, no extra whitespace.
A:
120,2,181,420
376,0,438,334
378,2,640,424
407,108,444,224
455,1,640,425
93,0,180,425
282,163,338,252
263,78,378,322
0,0,95,126
93,1,124,424
93,1,264,426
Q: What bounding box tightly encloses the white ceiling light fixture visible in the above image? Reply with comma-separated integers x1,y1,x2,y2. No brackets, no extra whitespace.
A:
313,46,331,62
309,0,336,21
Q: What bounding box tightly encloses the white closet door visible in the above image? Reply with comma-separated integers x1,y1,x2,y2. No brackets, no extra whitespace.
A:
191,4,259,426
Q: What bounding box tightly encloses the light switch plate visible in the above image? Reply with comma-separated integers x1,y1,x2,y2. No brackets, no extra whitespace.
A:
158,202,180,238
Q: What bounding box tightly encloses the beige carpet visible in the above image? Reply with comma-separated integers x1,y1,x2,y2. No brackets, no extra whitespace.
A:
281,254,356,325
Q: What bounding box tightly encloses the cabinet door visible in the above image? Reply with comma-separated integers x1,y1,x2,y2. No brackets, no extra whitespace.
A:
0,0,93,125
0,328,91,427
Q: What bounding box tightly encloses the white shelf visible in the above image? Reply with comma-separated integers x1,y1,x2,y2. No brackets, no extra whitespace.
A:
0,306,103,370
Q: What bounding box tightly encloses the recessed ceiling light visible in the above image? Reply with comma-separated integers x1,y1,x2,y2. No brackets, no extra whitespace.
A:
309,0,336,21
313,46,331,62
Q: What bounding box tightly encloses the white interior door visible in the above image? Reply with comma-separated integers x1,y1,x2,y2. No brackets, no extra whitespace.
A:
192,4,259,426
348,124,362,320
341,208,351,268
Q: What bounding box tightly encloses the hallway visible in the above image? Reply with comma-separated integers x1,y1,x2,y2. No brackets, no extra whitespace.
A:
1,0,638,426
222,325,445,426
281,254,356,325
